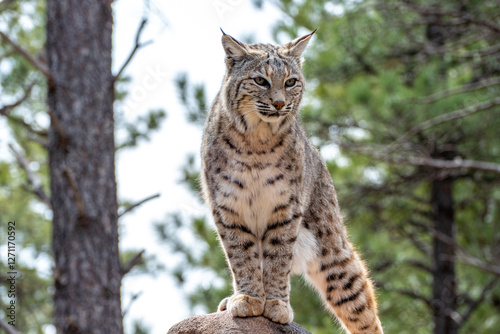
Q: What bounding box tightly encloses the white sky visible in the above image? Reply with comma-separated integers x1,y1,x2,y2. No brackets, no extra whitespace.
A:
112,1,283,333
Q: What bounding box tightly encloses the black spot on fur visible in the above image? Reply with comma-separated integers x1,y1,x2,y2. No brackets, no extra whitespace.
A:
343,274,359,290
333,282,366,306
242,240,255,250
270,238,282,245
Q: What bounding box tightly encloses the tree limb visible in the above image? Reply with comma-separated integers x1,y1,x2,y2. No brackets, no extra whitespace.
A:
0,31,52,79
458,278,499,326
5,114,48,139
0,317,20,334
113,18,152,82
391,97,500,150
451,252,500,276
121,249,145,276
412,219,500,276
398,0,500,34
338,140,500,174
122,291,143,318
396,155,500,174
407,258,433,273
1,84,49,140
8,143,52,208
63,169,86,219
48,109,69,148
416,77,500,104
0,82,35,116
395,288,431,307
118,193,160,218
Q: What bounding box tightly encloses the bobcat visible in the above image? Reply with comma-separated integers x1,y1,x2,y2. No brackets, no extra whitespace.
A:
200,29,384,333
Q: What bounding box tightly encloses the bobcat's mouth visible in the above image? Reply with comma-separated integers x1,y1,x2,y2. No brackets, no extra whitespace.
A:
256,109,289,123
258,110,284,118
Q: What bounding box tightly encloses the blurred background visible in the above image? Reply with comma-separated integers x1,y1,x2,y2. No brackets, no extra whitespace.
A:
1,0,499,333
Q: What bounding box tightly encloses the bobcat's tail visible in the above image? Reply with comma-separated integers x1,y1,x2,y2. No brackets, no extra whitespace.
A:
304,239,384,334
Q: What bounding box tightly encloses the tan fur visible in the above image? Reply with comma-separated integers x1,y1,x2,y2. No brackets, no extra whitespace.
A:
201,30,383,333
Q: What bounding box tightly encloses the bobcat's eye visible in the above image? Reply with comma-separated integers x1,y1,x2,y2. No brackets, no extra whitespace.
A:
254,77,270,87
285,78,297,87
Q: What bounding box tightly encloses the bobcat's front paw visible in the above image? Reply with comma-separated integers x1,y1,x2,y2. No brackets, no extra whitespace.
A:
217,297,229,312
225,294,265,318
263,299,294,324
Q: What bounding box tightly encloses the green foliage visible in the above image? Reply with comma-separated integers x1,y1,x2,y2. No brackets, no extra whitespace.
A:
175,73,208,127
0,1,54,332
116,108,167,150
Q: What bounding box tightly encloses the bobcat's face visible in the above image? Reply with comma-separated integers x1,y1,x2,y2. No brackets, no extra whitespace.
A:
220,30,315,129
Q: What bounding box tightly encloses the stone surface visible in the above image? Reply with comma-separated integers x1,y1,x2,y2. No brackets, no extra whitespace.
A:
167,311,312,334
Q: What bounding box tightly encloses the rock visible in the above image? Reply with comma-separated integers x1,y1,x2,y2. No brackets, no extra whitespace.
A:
167,311,311,334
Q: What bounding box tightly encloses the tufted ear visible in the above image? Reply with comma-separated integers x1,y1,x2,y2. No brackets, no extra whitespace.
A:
221,28,248,60
284,28,317,57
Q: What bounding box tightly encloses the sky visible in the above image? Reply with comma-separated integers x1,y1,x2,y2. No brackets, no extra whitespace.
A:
111,1,284,333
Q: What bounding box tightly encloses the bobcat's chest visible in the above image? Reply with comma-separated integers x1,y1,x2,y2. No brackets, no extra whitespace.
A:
216,154,292,237
212,125,298,237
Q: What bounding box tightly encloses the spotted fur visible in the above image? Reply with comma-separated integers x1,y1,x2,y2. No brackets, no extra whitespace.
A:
201,30,384,333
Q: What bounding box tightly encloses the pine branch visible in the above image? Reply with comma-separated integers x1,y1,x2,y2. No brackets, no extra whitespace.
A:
416,77,500,104
395,288,431,307
48,110,69,148
118,193,160,218
1,83,49,140
0,31,52,79
5,114,48,139
63,169,86,220
413,220,500,276
8,143,51,208
0,82,35,116
396,155,500,174
121,249,145,276
451,252,500,276
122,291,143,318
338,140,500,174
458,278,499,326
407,259,433,273
113,18,152,83
0,318,20,334
399,0,500,34
392,97,500,150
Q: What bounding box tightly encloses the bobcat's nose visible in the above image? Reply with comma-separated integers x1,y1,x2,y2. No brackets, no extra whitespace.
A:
273,100,285,111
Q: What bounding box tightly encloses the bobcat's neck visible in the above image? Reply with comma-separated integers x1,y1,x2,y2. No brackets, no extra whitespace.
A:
212,107,294,154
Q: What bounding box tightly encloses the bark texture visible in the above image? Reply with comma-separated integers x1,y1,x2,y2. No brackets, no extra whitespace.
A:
167,311,311,334
46,0,123,333
431,177,458,334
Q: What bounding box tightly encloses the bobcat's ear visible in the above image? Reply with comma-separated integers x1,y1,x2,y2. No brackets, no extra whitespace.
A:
284,29,317,57
221,29,248,59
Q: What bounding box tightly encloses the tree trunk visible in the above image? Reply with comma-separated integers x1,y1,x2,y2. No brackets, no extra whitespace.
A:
431,177,458,334
46,1,123,333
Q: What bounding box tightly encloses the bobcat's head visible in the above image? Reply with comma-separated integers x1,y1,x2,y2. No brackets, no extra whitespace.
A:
219,30,315,133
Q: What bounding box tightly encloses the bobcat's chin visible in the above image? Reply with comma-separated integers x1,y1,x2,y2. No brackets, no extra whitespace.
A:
256,110,289,123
